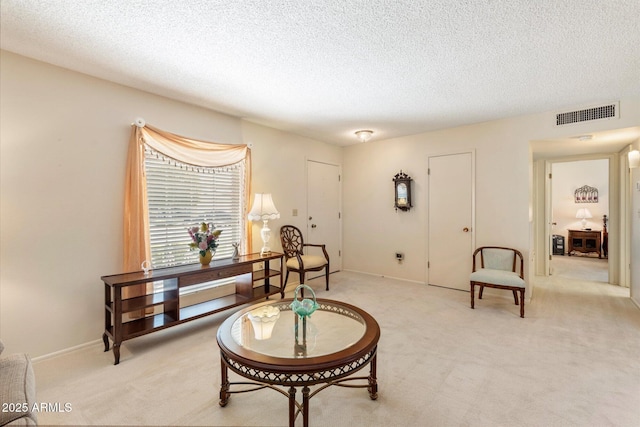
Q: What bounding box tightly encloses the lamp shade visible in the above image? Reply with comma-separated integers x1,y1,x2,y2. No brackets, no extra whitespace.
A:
575,208,592,219
576,208,592,229
248,193,280,221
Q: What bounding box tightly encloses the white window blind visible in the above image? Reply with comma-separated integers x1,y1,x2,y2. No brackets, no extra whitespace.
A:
143,146,245,275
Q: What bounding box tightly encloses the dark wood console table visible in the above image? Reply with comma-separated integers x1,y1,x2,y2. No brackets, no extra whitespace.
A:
101,252,284,364
567,230,602,258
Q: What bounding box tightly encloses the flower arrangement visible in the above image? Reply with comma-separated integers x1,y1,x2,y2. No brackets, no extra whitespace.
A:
188,222,222,256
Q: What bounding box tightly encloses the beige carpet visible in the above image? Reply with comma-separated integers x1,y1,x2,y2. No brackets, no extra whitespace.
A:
551,254,609,283
32,269,639,426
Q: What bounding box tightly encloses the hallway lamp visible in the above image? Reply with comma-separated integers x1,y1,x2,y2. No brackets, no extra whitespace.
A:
248,193,280,256
629,150,640,169
576,208,592,229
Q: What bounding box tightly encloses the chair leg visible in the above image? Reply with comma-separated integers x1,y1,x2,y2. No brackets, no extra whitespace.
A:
512,290,519,305
479,285,484,299
325,265,330,291
470,282,475,309
519,289,525,318
284,270,290,287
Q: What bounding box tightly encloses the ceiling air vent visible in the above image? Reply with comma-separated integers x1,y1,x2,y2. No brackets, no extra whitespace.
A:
555,102,619,126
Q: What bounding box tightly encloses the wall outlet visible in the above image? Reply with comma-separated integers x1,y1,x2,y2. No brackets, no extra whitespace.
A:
292,208,298,216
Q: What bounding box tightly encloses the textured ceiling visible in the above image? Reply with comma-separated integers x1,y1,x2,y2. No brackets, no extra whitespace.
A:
1,0,639,147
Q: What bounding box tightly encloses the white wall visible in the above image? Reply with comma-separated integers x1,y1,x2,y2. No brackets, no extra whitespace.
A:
240,121,343,253
0,51,342,357
343,118,531,284
552,159,609,246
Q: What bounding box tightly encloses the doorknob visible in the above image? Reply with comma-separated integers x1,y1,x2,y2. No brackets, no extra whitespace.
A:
311,224,317,228
463,227,470,232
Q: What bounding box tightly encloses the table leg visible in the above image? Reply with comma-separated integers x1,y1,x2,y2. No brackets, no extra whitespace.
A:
368,351,378,400
111,342,121,365
264,259,271,293
288,386,296,427
113,287,122,365
302,386,310,427
102,333,109,352
219,358,230,407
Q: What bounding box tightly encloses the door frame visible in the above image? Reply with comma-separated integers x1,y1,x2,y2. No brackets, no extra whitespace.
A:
306,158,343,272
425,149,476,288
537,152,621,285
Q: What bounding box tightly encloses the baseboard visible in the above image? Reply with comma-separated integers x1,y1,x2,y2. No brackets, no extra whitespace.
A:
340,268,426,285
32,339,103,363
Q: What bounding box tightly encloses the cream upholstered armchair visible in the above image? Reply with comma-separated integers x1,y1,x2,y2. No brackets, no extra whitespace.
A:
279,225,330,291
0,340,37,426
470,246,526,317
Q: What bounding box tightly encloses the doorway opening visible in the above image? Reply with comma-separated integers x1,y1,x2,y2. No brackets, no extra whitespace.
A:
532,126,638,293
550,159,609,283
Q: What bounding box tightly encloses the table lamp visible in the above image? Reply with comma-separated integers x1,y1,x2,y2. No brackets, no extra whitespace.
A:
248,193,280,256
576,208,592,229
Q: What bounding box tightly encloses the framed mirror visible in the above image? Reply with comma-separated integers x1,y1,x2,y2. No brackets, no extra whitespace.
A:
393,170,413,211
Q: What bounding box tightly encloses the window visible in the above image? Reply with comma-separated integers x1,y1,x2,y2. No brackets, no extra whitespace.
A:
144,146,246,270
123,124,250,303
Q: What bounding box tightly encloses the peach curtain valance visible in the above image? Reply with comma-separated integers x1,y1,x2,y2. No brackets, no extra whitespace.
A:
139,124,249,167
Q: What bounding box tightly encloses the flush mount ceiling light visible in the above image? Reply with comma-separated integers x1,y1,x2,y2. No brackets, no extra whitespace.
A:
355,130,373,143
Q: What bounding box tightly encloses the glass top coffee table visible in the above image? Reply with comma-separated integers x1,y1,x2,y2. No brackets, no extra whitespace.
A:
216,298,380,427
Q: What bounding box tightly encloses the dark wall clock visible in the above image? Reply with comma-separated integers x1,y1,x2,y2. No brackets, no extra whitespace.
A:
393,170,412,211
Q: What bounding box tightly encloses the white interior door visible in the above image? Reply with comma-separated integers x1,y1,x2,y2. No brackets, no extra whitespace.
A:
428,152,474,291
307,160,341,272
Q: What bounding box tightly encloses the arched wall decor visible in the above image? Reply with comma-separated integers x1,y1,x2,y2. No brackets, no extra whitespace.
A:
574,185,598,203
